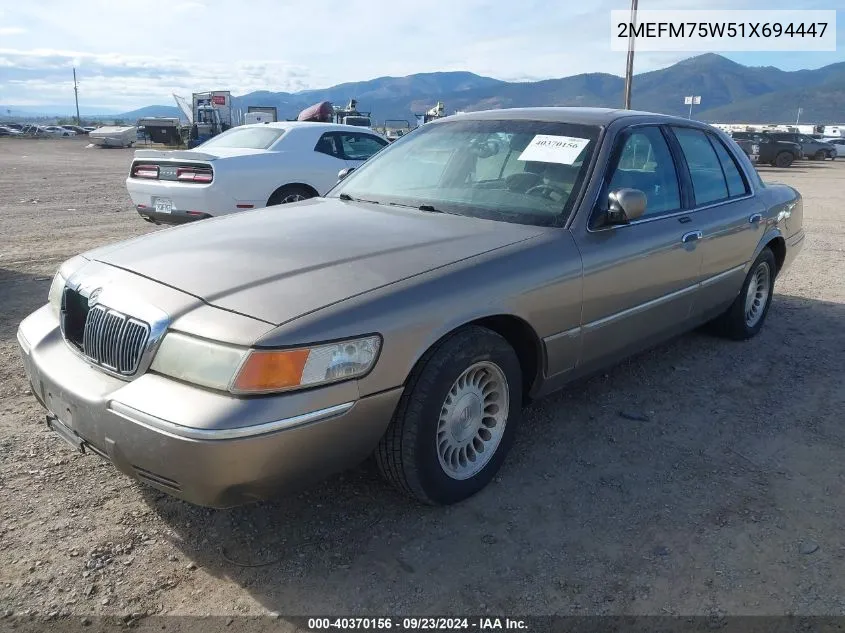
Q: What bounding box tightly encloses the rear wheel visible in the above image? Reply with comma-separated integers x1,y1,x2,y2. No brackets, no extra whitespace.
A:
375,326,522,505
813,150,826,161
710,248,776,340
267,184,316,206
773,152,793,168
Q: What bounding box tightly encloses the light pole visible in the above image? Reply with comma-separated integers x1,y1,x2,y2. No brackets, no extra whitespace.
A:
73,67,81,126
623,0,639,109
796,107,803,126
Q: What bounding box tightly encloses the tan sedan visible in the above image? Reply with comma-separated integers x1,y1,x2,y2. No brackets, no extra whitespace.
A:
17,107,805,508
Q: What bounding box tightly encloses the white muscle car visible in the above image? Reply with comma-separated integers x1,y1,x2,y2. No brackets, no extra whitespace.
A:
126,122,389,224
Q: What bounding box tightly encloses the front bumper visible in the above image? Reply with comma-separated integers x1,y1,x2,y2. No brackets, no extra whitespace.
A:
17,305,402,508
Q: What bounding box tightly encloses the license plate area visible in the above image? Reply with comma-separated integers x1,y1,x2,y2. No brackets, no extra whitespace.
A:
154,197,173,214
45,392,84,453
47,414,84,453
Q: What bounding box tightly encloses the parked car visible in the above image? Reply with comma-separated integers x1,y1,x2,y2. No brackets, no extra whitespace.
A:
125,121,389,224
18,107,805,508
728,136,760,163
0,122,24,131
765,132,835,160
0,126,23,136
60,125,89,135
821,137,844,158
20,124,50,137
83,126,98,133
730,132,802,167
41,125,76,137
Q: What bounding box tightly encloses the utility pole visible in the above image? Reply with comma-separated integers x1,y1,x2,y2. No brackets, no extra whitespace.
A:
73,67,81,125
623,0,639,109
796,107,803,125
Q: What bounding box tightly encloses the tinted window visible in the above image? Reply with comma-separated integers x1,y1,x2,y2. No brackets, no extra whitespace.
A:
332,119,600,227
339,133,388,161
709,134,748,197
672,127,729,205
314,133,342,158
607,126,680,217
199,127,284,149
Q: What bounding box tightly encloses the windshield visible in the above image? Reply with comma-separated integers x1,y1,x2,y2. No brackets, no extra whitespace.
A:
330,119,600,226
198,126,284,149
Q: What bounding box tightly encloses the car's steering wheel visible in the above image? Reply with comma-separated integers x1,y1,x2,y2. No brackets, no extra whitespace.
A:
525,183,568,202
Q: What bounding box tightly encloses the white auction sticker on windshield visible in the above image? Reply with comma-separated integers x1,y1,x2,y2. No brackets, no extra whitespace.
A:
518,135,590,165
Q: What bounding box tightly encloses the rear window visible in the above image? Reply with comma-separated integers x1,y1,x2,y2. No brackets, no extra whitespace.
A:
199,127,284,149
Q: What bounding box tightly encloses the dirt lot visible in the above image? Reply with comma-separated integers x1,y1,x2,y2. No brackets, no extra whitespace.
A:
1,138,844,622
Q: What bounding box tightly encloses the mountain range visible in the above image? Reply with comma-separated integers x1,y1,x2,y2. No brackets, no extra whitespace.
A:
5,54,845,124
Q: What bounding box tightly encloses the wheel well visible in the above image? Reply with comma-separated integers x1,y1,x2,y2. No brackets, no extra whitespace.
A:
470,315,542,402
267,183,319,205
766,236,786,274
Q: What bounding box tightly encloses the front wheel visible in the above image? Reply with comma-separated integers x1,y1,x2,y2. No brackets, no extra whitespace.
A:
813,150,826,161
773,152,794,168
375,326,522,505
710,248,776,340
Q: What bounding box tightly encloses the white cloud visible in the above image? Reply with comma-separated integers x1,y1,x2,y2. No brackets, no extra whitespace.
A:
173,1,206,12
0,48,318,107
0,26,26,35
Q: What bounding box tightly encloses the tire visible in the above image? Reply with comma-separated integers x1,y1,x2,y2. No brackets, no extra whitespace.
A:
267,184,316,206
813,150,826,161
375,326,522,505
774,152,794,168
710,248,776,340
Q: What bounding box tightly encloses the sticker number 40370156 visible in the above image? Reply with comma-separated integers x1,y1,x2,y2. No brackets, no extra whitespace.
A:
518,135,591,165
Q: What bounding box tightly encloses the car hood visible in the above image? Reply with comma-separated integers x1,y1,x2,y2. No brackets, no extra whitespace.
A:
88,198,546,325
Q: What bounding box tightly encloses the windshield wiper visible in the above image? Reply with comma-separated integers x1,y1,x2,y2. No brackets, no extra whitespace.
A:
387,201,446,214
339,193,380,204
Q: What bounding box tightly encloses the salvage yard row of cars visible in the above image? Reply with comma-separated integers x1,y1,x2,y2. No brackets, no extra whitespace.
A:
730,130,841,167
0,122,97,137
17,107,805,508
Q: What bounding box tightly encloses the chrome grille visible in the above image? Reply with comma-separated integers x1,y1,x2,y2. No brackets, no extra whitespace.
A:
82,305,150,375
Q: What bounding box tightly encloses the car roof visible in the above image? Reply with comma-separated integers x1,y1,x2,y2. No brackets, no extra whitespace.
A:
438,106,698,126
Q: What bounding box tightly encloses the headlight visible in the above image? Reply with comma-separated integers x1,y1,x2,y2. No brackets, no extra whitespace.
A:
48,271,66,318
47,255,88,318
149,332,246,391
150,332,381,394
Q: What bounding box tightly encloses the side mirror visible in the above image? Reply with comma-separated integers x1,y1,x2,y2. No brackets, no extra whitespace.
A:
337,167,355,182
606,188,647,224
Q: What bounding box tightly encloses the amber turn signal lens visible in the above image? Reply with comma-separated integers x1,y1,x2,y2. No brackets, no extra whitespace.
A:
232,349,311,393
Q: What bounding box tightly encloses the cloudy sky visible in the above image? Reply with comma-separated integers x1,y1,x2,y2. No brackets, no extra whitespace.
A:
0,0,842,110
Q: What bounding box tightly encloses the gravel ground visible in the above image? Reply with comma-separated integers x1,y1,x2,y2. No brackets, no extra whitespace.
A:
1,138,844,623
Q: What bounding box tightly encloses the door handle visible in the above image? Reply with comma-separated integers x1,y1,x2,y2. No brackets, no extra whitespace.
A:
681,231,703,244
749,213,763,224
